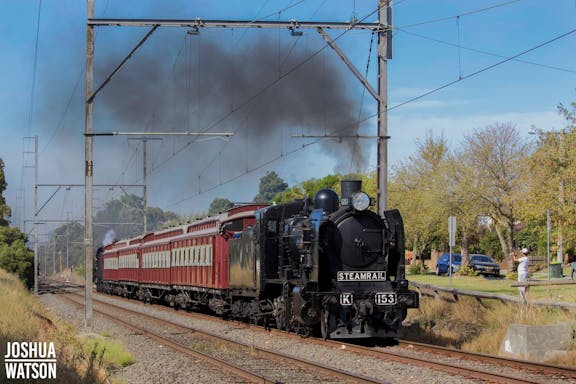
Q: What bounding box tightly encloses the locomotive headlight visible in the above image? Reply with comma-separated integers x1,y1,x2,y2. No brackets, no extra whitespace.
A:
351,191,370,211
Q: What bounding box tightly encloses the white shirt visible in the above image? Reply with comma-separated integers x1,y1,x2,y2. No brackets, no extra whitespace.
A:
517,256,529,280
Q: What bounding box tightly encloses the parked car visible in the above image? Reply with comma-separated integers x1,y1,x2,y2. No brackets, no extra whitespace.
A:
469,254,500,277
435,253,461,275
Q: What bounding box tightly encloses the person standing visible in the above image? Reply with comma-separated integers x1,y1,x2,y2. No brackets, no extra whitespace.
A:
513,248,530,303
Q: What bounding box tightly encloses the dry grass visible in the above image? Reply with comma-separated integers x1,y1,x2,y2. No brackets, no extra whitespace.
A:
0,269,130,383
404,294,576,367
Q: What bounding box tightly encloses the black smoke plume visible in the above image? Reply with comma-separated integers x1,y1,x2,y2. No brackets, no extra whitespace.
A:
97,32,368,182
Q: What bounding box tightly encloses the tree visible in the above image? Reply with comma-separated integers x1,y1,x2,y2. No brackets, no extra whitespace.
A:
208,198,233,215
0,159,34,287
253,171,288,203
443,151,489,268
0,158,11,226
0,227,34,287
275,174,340,203
94,194,181,246
389,134,451,267
48,221,85,273
461,123,530,264
522,102,576,262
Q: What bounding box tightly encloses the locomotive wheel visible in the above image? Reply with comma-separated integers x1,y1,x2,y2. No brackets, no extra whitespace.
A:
320,309,329,340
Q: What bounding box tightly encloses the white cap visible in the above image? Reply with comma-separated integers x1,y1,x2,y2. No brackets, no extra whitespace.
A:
521,248,529,254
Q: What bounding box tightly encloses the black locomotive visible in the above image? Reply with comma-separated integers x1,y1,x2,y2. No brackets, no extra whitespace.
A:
227,180,418,339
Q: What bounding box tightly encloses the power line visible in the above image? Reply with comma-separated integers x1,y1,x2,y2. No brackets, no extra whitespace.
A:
167,24,576,206
41,68,83,153
390,27,576,111
397,0,523,29
394,28,576,74
144,5,384,181
26,0,42,137
168,112,377,208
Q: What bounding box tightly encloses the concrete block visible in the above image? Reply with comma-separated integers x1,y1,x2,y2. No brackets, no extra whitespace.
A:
500,323,573,362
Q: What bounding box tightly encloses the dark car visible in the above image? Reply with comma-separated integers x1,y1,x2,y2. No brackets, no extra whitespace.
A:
435,253,462,275
469,254,500,277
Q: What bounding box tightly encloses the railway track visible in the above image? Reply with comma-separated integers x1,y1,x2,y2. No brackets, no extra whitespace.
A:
62,291,387,384
395,340,576,381
40,279,576,384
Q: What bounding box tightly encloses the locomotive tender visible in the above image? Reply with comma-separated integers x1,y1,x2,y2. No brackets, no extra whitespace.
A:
95,180,418,339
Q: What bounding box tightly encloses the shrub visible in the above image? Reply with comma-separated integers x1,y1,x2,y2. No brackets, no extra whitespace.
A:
408,262,429,275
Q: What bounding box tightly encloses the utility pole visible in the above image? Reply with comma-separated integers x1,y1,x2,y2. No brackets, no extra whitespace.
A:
128,137,162,233
33,135,38,294
143,138,147,233
85,0,95,329
377,0,391,214
52,236,56,276
66,213,70,271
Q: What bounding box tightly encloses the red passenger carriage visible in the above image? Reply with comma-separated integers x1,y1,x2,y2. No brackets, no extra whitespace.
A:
97,204,265,307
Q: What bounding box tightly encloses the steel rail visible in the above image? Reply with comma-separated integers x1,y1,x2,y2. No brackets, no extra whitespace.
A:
64,291,389,384
44,279,573,384
60,294,275,384
396,340,576,380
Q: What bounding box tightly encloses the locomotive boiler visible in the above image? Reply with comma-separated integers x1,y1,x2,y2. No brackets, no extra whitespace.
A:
95,180,418,340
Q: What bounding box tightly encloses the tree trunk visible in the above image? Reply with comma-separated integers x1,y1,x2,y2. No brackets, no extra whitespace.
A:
494,223,511,264
461,234,470,269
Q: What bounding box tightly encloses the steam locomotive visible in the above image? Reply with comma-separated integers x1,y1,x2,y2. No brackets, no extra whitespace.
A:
95,180,418,339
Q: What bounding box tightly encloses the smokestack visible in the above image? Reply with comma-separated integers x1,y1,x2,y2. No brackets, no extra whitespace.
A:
340,180,362,199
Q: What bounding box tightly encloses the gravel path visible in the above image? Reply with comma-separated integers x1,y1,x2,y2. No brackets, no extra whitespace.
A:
39,291,573,384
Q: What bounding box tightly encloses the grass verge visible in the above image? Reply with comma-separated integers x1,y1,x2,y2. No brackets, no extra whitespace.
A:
404,273,576,367
0,269,133,383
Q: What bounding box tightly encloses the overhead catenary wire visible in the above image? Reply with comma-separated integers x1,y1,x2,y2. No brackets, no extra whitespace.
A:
348,30,376,175
394,28,576,74
145,4,385,182
169,0,563,206
390,27,576,111
169,24,576,207
116,1,303,188
27,0,42,137
396,0,524,29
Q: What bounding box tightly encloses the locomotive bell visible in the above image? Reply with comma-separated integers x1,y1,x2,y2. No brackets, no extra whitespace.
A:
314,188,339,214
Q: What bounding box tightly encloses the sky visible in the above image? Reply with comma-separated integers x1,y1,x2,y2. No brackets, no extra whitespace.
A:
1,0,575,243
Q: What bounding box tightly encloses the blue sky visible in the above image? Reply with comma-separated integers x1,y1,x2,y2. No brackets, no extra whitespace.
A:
1,0,575,241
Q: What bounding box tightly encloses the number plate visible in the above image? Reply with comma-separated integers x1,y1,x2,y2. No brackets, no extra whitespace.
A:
375,293,397,305
340,293,353,306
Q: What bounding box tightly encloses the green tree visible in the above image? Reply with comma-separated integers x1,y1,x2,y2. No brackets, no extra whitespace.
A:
461,123,530,264
94,194,181,245
389,134,450,267
275,174,340,203
522,102,576,262
442,149,490,268
0,158,11,226
0,159,34,287
48,221,85,273
253,171,288,203
208,198,233,215
0,227,34,287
